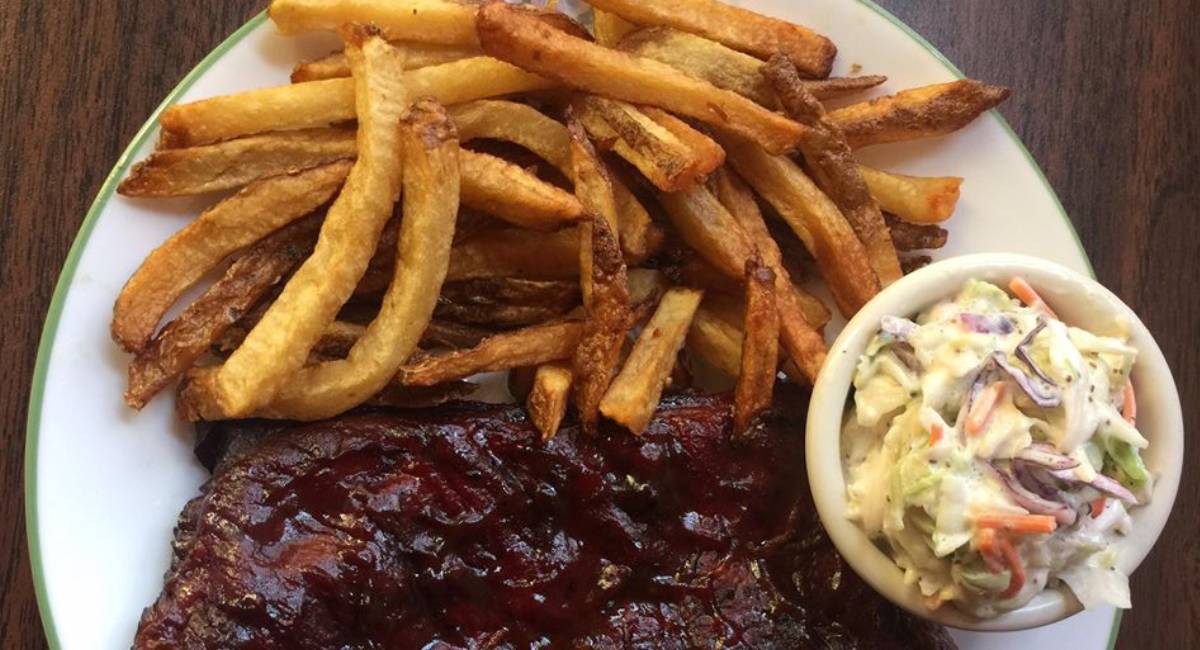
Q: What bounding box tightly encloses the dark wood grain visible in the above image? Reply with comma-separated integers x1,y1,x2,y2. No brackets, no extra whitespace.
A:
1,1,1195,648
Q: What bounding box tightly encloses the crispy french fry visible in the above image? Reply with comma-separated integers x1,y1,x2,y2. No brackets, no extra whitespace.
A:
592,8,636,47
366,381,477,408
721,133,878,317
459,149,583,229
422,319,494,349
600,287,702,434
568,117,622,307
191,30,410,418
527,362,573,441
437,277,580,327
160,57,554,147
886,215,948,251
476,3,806,155
401,320,583,386
270,0,480,45
260,97,460,420
734,257,778,435
828,79,1011,149
686,305,742,378
901,255,933,274
859,165,962,224
119,129,356,197
610,178,664,264
619,28,884,108
659,184,753,279
711,167,827,379
112,160,351,352
291,42,479,82
125,216,320,409
586,0,835,78
575,96,721,191
448,227,580,281
764,55,902,286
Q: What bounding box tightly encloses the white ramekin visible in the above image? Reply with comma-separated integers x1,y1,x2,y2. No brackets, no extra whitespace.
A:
805,253,1183,631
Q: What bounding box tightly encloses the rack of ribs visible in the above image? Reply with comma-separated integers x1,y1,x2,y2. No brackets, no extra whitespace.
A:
135,389,955,649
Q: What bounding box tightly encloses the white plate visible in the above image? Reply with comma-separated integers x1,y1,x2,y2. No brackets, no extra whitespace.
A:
25,2,1121,648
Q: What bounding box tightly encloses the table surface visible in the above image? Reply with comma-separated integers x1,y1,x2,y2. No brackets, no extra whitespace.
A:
1,1,1196,648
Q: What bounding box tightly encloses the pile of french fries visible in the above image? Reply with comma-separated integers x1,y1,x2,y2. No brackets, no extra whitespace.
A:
111,0,1008,439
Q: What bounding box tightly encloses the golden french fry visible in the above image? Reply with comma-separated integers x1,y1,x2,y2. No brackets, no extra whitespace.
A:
260,97,460,420
568,117,622,307
764,55,902,286
448,227,580,281
600,287,702,434
270,0,480,45
290,42,479,82
734,257,779,436
828,79,1010,149
721,133,879,317
112,160,351,352
125,216,320,409
609,177,664,264
401,320,584,386
711,167,827,380
686,305,742,378
476,3,806,154
658,184,753,279
587,0,834,78
527,362,573,441
619,27,884,108
160,57,554,147
592,8,636,47
459,149,583,229
858,165,962,224
195,30,410,418
119,128,356,197
641,106,725,175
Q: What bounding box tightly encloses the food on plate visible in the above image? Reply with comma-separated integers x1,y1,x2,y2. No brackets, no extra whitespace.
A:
527,362,573,440
658,184,754,279
859,164,963,224
843,278,1148,615
435,277,580,327
458,149,584,229
134,393,955,649
765,54,903,286
828,79,1011,149
400,319,583,387
734,257,779,435
599,287,703,434
887,215,949,252
291,41,479,82
270,0,480,45
686,303,744,378
112,160,351,352
585,0,836,78
476,2,806,154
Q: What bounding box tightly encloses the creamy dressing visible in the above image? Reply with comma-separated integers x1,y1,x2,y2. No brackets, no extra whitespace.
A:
842,279,1148,617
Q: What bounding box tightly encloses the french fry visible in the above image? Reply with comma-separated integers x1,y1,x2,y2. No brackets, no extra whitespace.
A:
734,257,778,435
711,167,827,379
658,184,753,279
422,319,494,349
119,129,356,197
586,0,835,78
476,3,806,155
459,149,583,229
600,287,702,434
160,57,554,147
859,165,962,224
448,227,580,281
437,277,580,327
764,55,902,286
886,215,949,251
828,79,1011,149
125,216,320,409
568,119,632,430
592,9,636,47
192,30,411,418
291,42,479,82
619,28,884,108
626,268,667,307
686,305,742,378
261,97,460,421
527,362,573,441
720,133,879,317
111,160,351,352
574,96,722,191
269,0,480,45
401,320,584,386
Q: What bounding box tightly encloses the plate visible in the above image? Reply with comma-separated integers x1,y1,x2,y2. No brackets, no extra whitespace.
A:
25,2,1120,648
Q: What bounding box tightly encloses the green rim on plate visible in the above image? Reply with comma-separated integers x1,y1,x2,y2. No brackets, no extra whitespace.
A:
23,3,1110,648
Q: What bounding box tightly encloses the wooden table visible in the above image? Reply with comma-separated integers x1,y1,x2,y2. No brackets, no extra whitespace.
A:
1,1,1195,648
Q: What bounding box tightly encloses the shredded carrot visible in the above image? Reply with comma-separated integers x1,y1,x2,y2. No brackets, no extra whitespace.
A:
1091,496,1107,517
929,422,944,446
998,537,1026,598
966,382,1007,434
1122,381,1137,425
975,528,1006,573
1009,276,1059,319
976,512,1058,535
